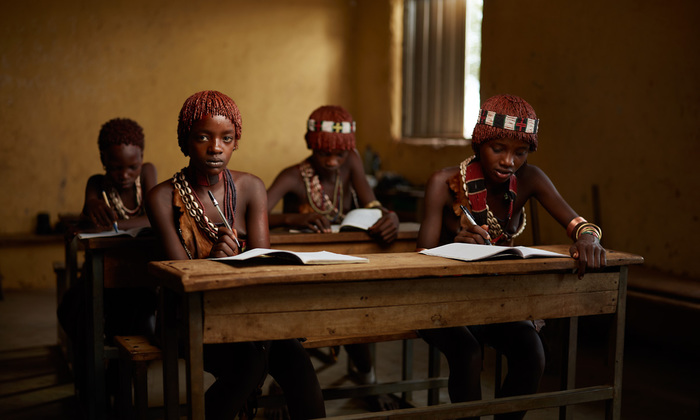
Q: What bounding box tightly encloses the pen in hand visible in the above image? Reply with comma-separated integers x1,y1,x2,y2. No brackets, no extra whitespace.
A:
460,205,491,245
101,191,120,233
207,190,241,249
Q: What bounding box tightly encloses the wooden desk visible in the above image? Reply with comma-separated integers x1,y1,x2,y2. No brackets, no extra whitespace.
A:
269,222,419,253
74,235,162,420
148,246,643,420
68,225,418,419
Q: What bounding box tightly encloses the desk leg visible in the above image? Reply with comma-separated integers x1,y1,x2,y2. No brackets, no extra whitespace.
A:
185,293,205,420
606,266,628,420
427,344,441,405
558,316,578,420
402,339,414,402
85,250,106,419
161,288,180,420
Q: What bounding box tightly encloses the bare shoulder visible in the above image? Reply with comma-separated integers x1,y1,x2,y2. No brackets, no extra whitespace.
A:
86,173,105,186
427,166,459,188
146,179,173,202
517,162,551,183
229,170,266,191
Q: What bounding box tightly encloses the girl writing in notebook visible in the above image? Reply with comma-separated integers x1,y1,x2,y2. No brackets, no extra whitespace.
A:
416,94,606,419
146,90,326,420
80,117,157,231
265,105,400,411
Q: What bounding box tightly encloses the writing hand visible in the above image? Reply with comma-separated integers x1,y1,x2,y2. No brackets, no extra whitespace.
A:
368,211,399,243
455,224,491,245
209,226,241,258
85,198,117,230
299,213,332,233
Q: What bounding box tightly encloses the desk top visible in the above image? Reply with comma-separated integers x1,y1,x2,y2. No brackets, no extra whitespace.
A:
78,222,420,250
148,245,644,293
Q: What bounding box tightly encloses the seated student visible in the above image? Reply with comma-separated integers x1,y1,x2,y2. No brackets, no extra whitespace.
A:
59,117,158,339
80,117,157,232
57,117,158,406
267,105,399,241
146,90,326,420
266,105,400,411
415,94,606,420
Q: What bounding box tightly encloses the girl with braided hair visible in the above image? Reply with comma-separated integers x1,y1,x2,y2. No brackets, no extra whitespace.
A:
267,105,399,241
81,117,157,231
146,90,326,420
416,94,606,419
266,105,401,412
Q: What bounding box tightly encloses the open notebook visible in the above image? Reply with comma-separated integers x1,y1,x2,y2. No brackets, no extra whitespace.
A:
211,248,369,265
77,227,151,239
419,242,568,262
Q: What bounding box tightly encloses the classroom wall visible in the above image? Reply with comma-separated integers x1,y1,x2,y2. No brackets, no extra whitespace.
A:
354,0,700,279
1,0,699,288
0,0,359,288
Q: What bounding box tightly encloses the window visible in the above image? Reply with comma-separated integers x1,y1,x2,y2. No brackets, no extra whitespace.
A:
401,0,483,146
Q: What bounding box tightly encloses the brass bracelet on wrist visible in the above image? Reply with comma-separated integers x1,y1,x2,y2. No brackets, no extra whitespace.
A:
365,200,382,209
574,222,602,241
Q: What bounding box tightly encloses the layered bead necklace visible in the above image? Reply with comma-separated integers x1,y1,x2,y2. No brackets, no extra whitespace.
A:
299,160,343,222
459,156,526,243
171,168,236,242
105,176,143,220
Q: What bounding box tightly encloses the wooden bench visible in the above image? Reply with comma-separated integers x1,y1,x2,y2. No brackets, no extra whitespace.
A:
114,335,163,420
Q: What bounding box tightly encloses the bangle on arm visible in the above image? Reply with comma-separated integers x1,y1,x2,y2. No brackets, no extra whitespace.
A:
574,222,603,241
365,200,382,209
566,216,587,238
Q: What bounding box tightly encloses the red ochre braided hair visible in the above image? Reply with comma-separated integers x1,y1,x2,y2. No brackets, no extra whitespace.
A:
471,94,539,154
98,118,145,163
177,90,242,156
305,105,356,152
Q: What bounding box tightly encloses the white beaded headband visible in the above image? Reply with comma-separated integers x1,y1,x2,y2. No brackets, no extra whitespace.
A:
307,119,356,134
477,109,539,134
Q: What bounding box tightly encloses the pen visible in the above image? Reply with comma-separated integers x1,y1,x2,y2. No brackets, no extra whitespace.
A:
460,205,491,245
101,191,120,233
207,190,241,249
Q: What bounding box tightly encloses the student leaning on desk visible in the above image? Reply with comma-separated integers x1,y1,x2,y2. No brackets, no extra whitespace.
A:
145,90,326,420
415,94,606,420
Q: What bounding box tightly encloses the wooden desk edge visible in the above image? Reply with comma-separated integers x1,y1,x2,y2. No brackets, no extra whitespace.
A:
147,246,643,294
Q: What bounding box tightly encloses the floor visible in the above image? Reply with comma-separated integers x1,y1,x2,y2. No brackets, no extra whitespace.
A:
0,289,698,420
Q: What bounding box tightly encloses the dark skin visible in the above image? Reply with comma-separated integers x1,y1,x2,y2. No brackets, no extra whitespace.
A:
146,115,325,420
81,143,157,231
267,147,401,412
147,115,270,259
267,148,399,243
416,137,606,278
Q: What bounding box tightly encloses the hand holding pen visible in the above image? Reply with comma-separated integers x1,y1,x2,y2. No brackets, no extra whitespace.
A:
208,190,241,249
459,205,492,245
101,191,120,233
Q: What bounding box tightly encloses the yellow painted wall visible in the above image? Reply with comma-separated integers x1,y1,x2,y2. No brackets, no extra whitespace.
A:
2,0,699,288
355,0,700,278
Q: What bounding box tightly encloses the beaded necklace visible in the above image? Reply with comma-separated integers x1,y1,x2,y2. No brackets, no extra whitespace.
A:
172,168,236,242
458,156,526,243
106,176,143,220
299,160,343,222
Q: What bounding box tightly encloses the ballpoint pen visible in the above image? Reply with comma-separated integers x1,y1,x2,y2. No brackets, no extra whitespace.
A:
208,190,241,248
460,204,491,245
101,191,120,233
